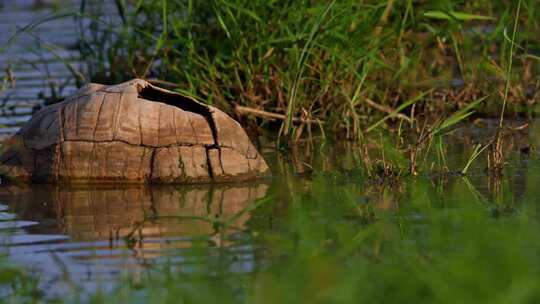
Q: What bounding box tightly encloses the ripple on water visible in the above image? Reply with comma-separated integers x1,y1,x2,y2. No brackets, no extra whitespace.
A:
0,182,269,297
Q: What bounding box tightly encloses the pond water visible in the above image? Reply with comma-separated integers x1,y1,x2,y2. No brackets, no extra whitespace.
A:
0,0,116,140
3,1,540,302
0,182,269,297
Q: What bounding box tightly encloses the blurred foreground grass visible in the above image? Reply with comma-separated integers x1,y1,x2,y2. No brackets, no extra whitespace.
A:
89,168,540,304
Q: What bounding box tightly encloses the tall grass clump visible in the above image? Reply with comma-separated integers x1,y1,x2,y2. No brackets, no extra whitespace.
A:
74,0,540,140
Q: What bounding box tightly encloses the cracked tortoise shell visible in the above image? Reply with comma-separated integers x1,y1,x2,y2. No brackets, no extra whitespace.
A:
0,79,270,183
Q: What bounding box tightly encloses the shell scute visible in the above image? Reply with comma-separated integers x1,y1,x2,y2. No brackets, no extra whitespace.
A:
114,93,141,145
74,92,104,142
157,104,177,146
92,91,119,142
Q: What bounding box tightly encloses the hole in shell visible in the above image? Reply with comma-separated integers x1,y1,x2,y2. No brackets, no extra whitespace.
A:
137,85,209,117
137,85,219,147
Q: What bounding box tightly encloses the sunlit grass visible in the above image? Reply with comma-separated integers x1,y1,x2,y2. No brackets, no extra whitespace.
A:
68,0,540,141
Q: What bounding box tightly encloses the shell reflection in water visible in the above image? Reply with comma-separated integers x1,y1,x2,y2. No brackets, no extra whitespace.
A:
1,183,269,248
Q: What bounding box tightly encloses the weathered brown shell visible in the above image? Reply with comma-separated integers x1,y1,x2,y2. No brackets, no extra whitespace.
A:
0,79,270,183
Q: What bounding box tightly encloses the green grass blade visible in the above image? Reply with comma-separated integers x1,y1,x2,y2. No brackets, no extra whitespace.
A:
435,96,487,134
365,90,431,133
423,10,495,21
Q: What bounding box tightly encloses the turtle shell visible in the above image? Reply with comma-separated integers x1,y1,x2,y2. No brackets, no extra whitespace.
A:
0,79,270,183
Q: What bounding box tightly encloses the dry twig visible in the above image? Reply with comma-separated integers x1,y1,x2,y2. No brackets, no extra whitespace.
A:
235,105,323,124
